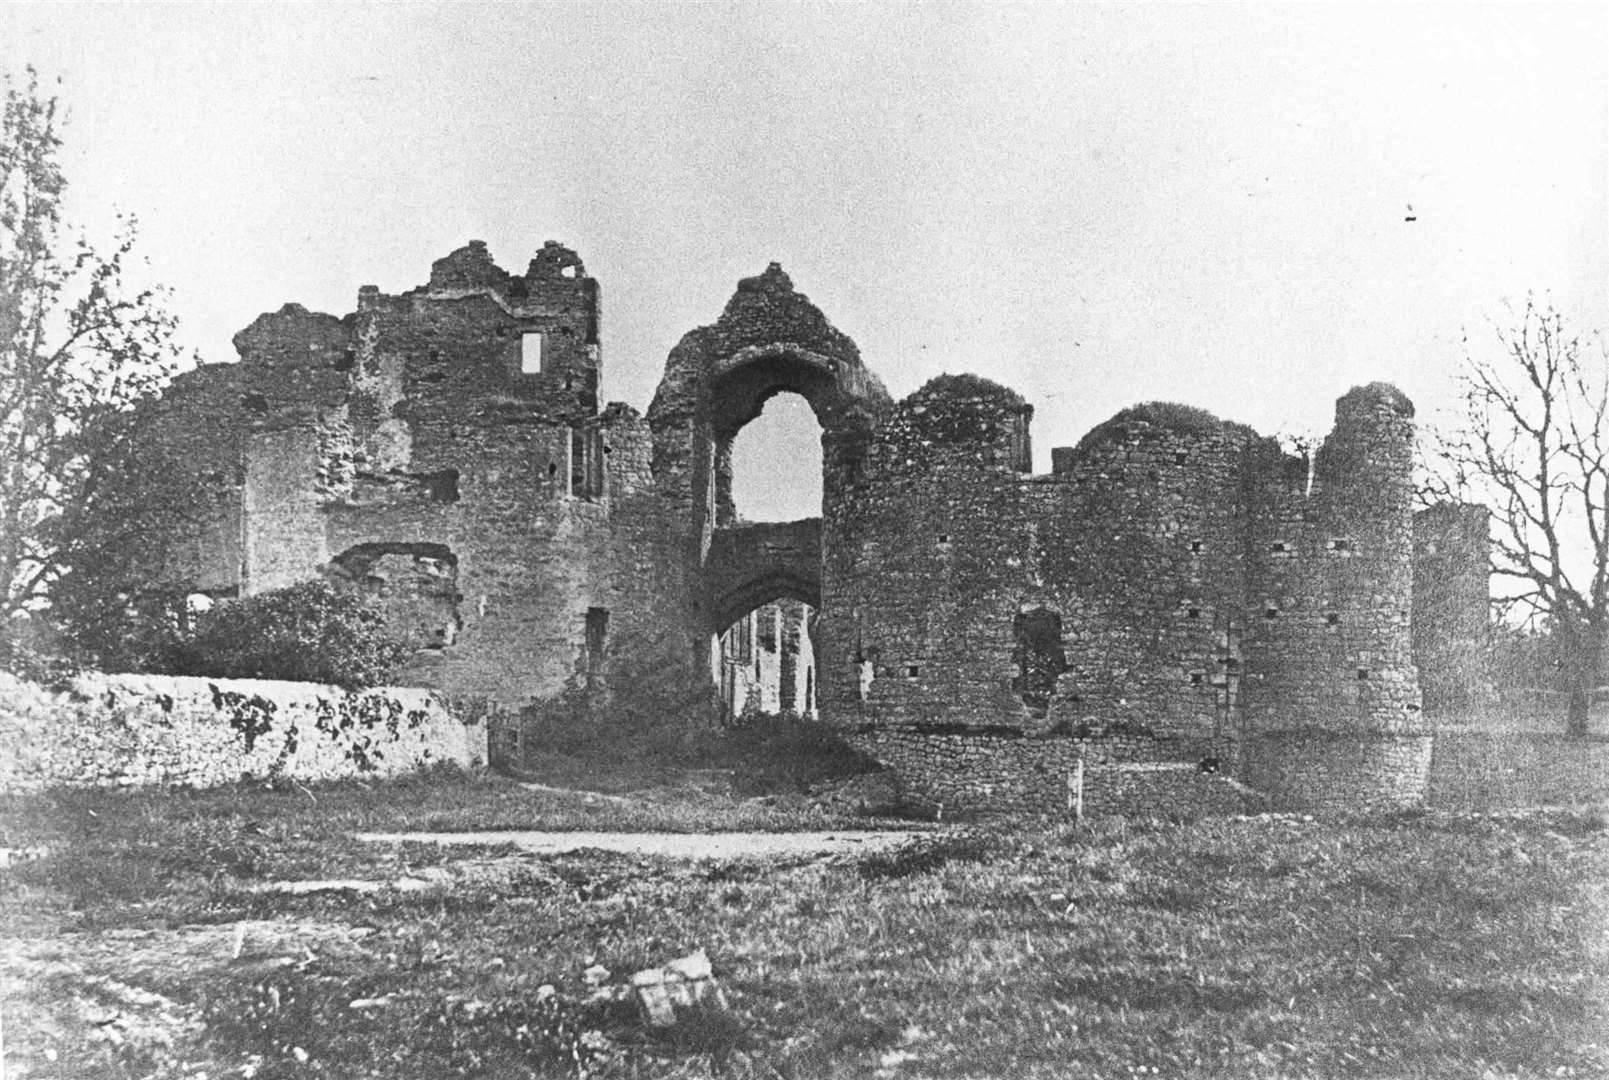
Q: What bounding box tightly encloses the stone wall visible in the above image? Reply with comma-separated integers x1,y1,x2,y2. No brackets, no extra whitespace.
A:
821,376,1430,812
1427,731,1609,810
850,728,1256,818
0,673,487,792
99,242,1450,814
1240,731,1433,813
1412,503,1492,714
127,242,695,709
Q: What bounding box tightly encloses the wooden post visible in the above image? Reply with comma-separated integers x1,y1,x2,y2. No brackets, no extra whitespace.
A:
1069,759,1085,823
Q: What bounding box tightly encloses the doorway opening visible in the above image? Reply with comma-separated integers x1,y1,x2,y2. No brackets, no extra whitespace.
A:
713,598,818,721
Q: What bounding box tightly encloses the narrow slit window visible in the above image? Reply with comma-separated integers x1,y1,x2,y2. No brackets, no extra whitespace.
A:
584,608,609,681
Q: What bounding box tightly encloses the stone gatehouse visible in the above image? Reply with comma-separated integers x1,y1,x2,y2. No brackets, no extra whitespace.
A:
110,241,1487,814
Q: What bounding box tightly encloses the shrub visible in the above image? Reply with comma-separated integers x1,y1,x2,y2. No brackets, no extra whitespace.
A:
0,612,79,685
709,714,883,796
172,580,407,688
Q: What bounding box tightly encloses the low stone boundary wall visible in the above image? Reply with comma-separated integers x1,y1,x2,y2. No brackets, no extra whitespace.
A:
848,729,1254,817
1427,731,1609,810
0,672,487,792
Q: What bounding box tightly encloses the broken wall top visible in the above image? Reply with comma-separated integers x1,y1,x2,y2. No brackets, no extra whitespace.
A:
648,263,891,437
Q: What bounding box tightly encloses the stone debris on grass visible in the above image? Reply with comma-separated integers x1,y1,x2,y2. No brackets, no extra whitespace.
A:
3,921,381,1075
353,828,919,860
627,949,728,1028
0,844,51,868
251,871,448,896
348,994,397,1010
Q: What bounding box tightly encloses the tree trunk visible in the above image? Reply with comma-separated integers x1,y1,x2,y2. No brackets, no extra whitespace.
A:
1560,619,1606,738
1566,680,1591,737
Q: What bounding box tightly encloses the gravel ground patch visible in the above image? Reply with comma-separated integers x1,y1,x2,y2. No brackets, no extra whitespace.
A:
352,828,920,859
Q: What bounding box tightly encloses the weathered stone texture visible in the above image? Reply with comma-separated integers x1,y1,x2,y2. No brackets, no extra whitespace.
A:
1241,732,1432,813
822,378,1436,811
1412,502,1493,714
0,673,485,792
851,729,1254,817
106,242,1476,813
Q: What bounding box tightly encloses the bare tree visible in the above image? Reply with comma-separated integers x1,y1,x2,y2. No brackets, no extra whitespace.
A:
0,69,184,632
1424,299,1608,735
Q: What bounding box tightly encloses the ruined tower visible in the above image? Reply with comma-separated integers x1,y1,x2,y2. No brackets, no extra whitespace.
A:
111,242,1475,814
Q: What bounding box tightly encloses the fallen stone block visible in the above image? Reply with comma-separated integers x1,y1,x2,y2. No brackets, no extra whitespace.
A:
628,949,727,1028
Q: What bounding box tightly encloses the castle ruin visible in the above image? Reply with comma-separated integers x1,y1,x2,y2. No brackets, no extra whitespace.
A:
113,241,1487,814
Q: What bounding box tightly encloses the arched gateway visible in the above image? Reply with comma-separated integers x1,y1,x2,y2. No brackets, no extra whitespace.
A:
114,241,1461,814
647,264,888,697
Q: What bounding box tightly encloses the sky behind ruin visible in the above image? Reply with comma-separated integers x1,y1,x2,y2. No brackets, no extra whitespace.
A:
3,3,1605,519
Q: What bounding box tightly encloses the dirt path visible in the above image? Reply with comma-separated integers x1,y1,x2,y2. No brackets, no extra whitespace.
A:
352,829,920,859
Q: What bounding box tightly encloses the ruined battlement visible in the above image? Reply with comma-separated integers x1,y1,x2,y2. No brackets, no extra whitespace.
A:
99,242,1485,814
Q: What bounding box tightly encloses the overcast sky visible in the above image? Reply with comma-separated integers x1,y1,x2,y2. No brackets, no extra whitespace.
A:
4,2,1605,520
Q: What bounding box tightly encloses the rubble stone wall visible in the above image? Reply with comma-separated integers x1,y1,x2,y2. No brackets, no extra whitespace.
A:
97,241,1485,813
0,673,486,792
1413,504,1493,714
1241,731,1433,813
850,728,1255,817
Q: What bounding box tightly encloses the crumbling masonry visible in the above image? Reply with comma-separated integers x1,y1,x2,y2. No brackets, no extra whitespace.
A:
114,242,1486,814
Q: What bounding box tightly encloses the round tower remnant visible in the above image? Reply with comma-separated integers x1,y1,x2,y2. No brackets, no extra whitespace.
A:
102,243,1456,816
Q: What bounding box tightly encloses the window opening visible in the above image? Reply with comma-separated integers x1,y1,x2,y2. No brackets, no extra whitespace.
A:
570,428,603,499
729,392,822,522
1012,606,1069,719
521,331,546,374
584,607,609,683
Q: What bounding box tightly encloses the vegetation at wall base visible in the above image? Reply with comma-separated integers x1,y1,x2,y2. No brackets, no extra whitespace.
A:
165,580,409,689
1,770,1603,1079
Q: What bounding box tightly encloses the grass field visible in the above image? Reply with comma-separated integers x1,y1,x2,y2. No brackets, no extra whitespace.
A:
1,766,1605,1079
